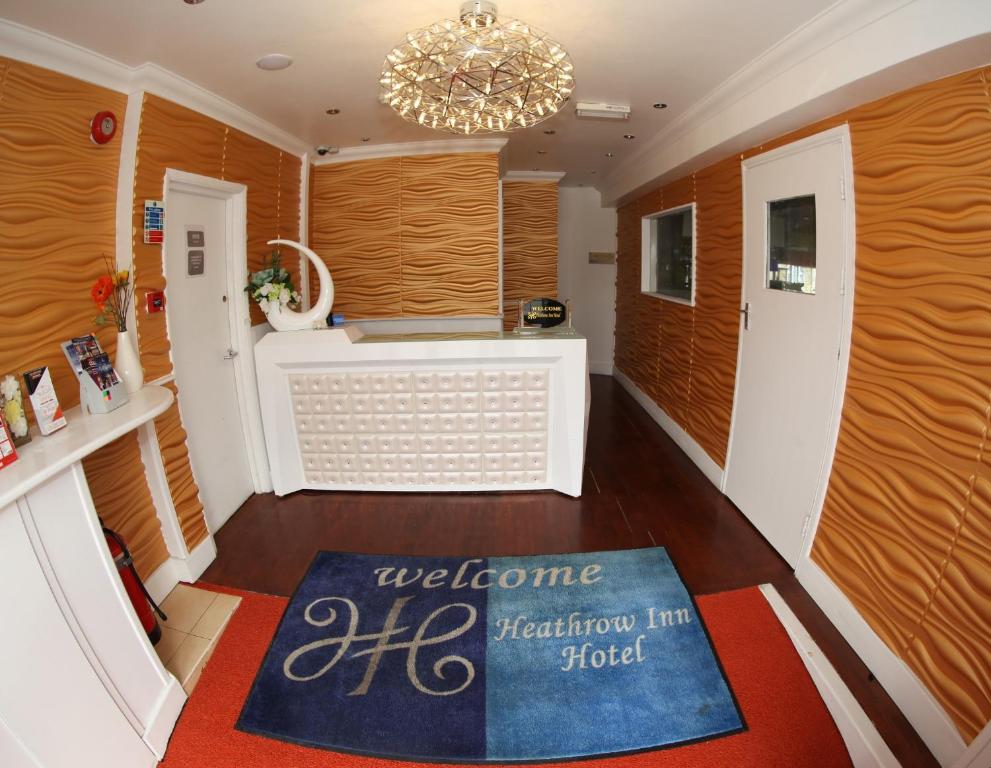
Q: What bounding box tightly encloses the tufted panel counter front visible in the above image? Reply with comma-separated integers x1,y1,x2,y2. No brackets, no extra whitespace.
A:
254,328,589,497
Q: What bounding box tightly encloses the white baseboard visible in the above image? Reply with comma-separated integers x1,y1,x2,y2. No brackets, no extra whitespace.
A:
796,558,966,766
612,369,724,488
143,535,217,604
759,584,899,768
144,559,181,606
589,361,614,375
177,536,217,583
141,676,186,759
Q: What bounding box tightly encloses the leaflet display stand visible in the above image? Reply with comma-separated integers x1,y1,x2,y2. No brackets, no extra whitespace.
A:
60,336,129,415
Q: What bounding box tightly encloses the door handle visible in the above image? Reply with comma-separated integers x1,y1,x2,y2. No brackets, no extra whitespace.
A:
223,347,239,360
740,302,751,330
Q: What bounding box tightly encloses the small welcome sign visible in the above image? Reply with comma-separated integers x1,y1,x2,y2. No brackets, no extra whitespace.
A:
522,297,567,328
238,548,744,762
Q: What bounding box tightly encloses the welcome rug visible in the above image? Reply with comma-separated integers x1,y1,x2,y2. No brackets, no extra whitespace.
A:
237,548,745,762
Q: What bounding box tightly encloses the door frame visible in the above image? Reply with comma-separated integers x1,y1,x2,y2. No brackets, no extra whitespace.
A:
162,169,272,499
722,123,856,565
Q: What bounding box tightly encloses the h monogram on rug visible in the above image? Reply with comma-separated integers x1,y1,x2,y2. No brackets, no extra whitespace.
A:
237,548,745,762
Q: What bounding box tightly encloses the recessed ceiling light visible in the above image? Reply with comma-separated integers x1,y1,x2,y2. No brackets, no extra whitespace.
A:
543,129,556,135
623,134,635,140
537,150,547,155
256,54,292,71
361,137,371,142
652,102,668,109
605,152,615,158
325,108,341,115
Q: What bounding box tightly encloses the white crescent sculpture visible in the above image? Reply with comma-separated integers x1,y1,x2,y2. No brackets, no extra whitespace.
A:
264,239,335,332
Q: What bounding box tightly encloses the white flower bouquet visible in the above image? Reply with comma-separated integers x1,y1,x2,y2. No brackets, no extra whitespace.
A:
246,250,301,314
1,374,30,446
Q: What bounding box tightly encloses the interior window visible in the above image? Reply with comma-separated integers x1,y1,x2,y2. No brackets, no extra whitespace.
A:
641,204,695,304
767,195,816,294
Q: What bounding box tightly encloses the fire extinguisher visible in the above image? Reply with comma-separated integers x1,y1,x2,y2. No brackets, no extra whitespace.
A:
103,525,168,645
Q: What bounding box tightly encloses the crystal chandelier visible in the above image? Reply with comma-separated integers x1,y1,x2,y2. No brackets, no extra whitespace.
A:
380,1,574,135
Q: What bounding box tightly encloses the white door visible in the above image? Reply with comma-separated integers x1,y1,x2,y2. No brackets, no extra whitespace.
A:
165,188,254,532
724,127,853,568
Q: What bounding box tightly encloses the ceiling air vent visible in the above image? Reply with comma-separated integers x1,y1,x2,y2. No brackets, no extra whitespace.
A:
574,102,630,120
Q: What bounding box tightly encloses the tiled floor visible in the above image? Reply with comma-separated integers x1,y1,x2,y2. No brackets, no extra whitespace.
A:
154,584,240,694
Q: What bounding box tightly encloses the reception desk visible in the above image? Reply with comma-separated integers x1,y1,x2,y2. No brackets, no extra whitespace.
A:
254,328,589,497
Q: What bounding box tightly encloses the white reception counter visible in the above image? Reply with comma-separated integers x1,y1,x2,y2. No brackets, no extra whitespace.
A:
254,327,589,497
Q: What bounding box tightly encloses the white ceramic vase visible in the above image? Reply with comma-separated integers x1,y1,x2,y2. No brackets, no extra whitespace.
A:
115,330,144,394
263,239,335,331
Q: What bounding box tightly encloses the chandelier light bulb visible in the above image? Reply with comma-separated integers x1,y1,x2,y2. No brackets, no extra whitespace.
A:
380,1,574,135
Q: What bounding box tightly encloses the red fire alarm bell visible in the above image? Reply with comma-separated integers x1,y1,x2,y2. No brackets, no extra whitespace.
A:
90,111,117,144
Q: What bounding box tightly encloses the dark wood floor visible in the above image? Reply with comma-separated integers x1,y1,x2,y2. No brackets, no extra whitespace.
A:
203,374,937,767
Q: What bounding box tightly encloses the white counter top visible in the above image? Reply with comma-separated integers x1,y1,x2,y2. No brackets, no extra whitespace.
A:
0,385,174,509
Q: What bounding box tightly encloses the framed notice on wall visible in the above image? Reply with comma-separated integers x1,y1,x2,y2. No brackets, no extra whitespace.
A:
144,200,164,244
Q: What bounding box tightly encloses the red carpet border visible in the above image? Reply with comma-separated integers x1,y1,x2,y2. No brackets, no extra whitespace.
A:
161,585,852,767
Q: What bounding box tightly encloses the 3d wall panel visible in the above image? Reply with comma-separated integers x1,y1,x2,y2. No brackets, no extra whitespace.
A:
613,65,991,742
502,181,558,330
0,58,173,574
615,169,740,467
133,93,302,552
811,67,991,742
0,56,125,412
309,153,499,319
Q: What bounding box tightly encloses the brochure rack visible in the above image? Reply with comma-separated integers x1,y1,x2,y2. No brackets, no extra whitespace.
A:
60,336,129,414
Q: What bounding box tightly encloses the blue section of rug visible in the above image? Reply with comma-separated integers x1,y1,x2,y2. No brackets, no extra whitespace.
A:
237,548,744,762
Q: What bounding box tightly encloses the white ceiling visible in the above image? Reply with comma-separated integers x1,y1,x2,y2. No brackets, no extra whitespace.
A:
1,0,839,187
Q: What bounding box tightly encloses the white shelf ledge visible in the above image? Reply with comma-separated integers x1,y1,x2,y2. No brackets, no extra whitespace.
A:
0,385,174,509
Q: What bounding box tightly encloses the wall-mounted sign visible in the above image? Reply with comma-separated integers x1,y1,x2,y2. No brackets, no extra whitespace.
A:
143,200,164,244
187,250,204,276
186,226,205,276
522,298,567,328
588,251,616,265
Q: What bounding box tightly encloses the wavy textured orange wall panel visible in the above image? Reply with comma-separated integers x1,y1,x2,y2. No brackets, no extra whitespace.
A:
154,381,209,550
133,94,226,381
502,181,558,329
812,67,991,742
400,154,499,316
614,168,740,466
615,201,662,399
278,151,302,294
132,95,297,551
309,153,499,319
655,302,693,426
223,127,281,326
309,159,402,318
690,157,743,466
0,58,126,411
0,60,166,579
82,433,169,580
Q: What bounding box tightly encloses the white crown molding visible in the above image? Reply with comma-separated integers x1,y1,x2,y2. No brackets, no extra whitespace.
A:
133,63,308,156
600,0,991,205
503,170,566,183
312,138,509,166
0,17,308,156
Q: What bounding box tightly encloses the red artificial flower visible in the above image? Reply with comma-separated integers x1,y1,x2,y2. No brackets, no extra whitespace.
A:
91,275,113,310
